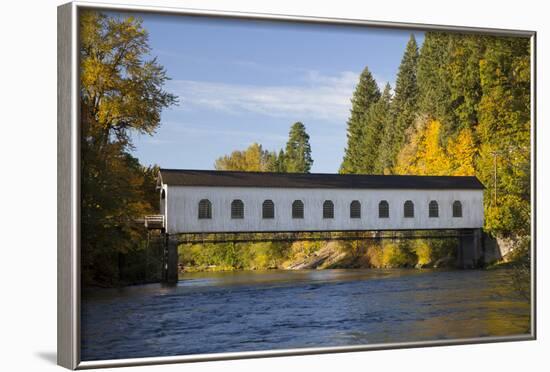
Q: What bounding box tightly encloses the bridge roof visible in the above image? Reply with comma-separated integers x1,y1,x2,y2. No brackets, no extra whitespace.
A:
159,169,485,190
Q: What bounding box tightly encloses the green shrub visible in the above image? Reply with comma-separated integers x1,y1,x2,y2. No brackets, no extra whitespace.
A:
382,241,417,268
179,241,291,271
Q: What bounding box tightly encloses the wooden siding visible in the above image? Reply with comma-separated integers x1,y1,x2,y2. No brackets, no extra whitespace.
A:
162,186,484,234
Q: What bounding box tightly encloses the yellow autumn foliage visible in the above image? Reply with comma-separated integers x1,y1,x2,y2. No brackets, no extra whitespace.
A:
447,128,476,176
395,118,476,177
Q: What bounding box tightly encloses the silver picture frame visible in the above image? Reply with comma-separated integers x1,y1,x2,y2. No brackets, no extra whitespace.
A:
57,1,537,369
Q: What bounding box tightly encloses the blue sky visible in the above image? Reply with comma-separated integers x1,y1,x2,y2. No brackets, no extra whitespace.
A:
125,12,424,173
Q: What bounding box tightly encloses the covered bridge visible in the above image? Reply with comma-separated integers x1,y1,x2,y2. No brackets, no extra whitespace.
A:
155,169,485,234
149,169,485,282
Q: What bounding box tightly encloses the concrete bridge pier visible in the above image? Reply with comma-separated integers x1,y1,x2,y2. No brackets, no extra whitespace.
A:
457,228,483,269
162,234,179,284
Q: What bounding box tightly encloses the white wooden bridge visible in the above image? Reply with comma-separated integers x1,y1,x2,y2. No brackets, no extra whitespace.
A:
146,169,486,283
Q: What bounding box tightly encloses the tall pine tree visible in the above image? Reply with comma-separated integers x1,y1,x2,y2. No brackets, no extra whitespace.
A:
284,122,313,173
417,33,485,141
276,149,287,172
444,34,485,138
379,34,419,173
363,83,392,174
340,66,381,174
417,32,451,123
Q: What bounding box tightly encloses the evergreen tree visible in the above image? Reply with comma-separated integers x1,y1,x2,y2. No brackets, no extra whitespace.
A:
264,151,279,172
417,33,485,141
417,32,451,123
363,83,392,174
265,150,288,172
379,34,419,173
443,34,485,138
340,66,381,173
284,122,313,173
276,149,287,172
395,33,530,238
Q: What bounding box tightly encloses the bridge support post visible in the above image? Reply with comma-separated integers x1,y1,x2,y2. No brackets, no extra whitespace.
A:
457,228,483,269
162,235,179,284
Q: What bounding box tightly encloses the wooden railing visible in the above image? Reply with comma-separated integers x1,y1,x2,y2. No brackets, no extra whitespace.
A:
144,215,165,230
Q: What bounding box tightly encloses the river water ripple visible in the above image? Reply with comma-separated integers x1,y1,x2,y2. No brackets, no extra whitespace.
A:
81,268,530,361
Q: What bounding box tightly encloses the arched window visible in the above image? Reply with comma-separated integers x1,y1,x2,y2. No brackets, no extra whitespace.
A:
404,200,414,218
161,189,166,200
231,199,244,219
292,200,304,219
262,200,274,219
378,200,389,218
350,200,361,219
198,199,211,219
453,201,463,218
429,200,439,218
323,200,334,219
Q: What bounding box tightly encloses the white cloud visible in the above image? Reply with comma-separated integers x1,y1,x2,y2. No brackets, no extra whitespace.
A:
168,71,361,122
163,121,288,141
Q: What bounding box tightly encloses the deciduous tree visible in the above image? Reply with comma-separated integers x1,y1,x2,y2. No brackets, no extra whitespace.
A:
80,10,177,286
214,143,275,172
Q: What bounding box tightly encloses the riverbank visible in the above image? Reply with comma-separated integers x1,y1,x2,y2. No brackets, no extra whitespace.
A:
178,238,459,273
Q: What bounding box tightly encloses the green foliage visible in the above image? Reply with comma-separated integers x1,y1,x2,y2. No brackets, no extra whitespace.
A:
378,34,419,173
417,33,484,140
214,122,313,174
80,10,176,287
443,35,484,137
381,241,417,268
476,37,531,237
340,67,381,174
179,237,459,272
179,241,291,271
416,32,452,123
364,84,392,173
80,11,177,146
284,122,313,173
287,240,325,261
412,239,456,266
80,11,531,284
117,240,164,285
364,31,530,239
274,149,288,172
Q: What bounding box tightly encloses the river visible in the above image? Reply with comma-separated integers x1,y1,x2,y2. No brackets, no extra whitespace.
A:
81,268,530,361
